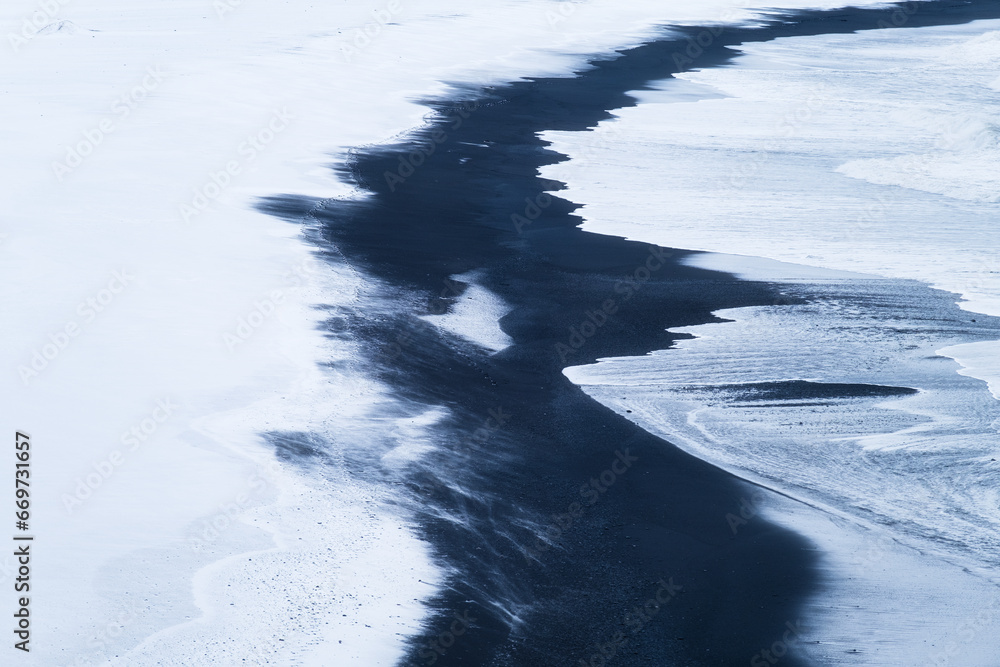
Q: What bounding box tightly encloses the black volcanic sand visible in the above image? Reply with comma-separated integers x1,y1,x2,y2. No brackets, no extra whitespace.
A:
259,2,1000,665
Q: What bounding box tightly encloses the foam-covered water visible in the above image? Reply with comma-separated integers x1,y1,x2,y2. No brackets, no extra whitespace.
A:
542,20,1000,321
567,276,1000,570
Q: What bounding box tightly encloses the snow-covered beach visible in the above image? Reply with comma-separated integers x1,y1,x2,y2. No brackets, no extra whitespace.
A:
4,1,999,665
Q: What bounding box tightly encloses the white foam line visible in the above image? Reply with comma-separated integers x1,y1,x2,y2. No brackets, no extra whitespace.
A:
938,341,1000,401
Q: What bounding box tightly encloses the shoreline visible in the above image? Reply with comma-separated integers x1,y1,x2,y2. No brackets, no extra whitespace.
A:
12,0,999,663
259,2,1000,663
259,4,1000,664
